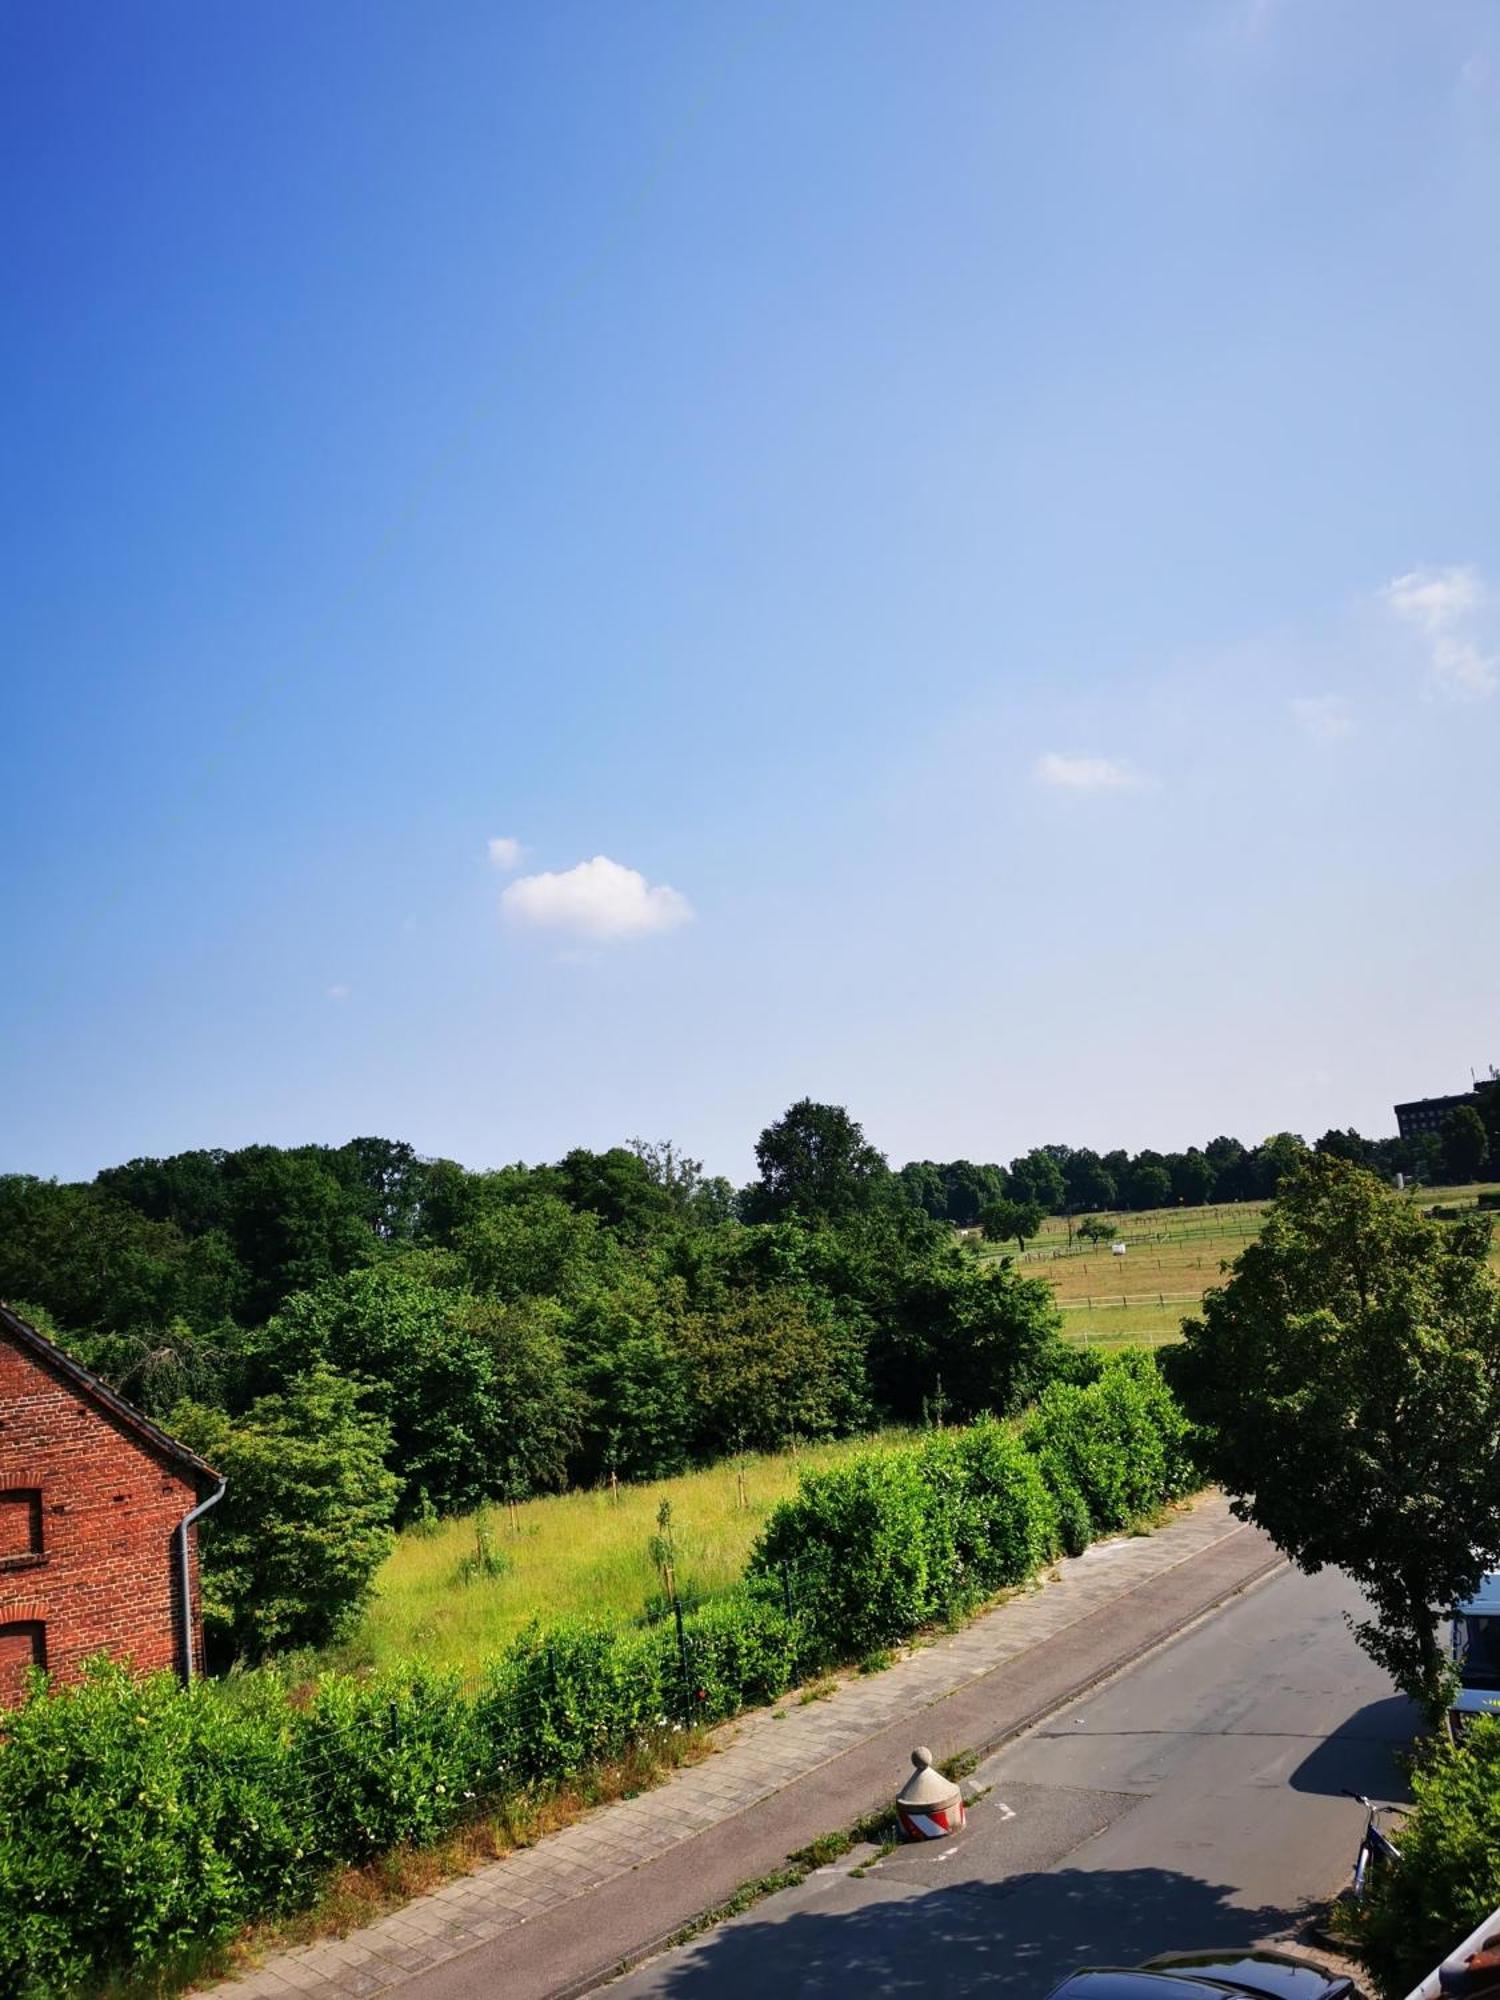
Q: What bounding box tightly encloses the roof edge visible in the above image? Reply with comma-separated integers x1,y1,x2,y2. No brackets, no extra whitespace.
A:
0,1302,222,1492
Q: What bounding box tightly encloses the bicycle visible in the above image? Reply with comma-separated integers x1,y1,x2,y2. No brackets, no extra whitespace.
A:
1344,1789,1405,1900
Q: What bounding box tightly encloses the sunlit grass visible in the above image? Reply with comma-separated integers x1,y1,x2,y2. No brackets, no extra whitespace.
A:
991,1180,1500,1349
331,1431,916,1683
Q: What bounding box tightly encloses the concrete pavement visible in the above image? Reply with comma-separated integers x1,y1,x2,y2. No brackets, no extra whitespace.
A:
209,1494,1283,2000
606,1562,1416,1997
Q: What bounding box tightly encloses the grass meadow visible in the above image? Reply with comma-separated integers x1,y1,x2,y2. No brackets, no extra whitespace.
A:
332,1179,1499,1676
990,1179,1500,1349
328,1430,916,1683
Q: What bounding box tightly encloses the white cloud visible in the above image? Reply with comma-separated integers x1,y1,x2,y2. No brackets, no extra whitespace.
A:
1035,752,1150,793
326,983,351,1002
1382,564,1496,700
501,855,694,941
1291,695,1354,741
487,835,524,871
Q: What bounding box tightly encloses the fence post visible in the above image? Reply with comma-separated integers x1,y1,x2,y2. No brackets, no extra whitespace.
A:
674,1596,690,1711
781,1560,794,1623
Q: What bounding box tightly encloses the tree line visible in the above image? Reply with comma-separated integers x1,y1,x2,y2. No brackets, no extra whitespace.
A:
0,1105,1072,1658
898,1077,1497,1229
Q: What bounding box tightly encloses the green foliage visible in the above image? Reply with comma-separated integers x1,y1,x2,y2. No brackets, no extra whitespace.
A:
1440,1103,1490,1184
980,1197,1044,1250
744,1099,892,1223
1023,1351,1195,1536
474,1622,663,1793
564,1275,691,1483
171,1370,399,1661
675,1285,865,1456
298,1666,481,1860
749,1447,958,1658
1346,1721,1500,1997
948,1421,1060,1591
1176,1156,1500,1713
747,1364,1188,1660
0,1662,315,1998
674,1593,804,1721
244,1268,580,1519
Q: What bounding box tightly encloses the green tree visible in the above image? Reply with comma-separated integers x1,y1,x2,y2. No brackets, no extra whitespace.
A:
1169,1148,1215,1206
744,1100,890,1223
171,1368,399,1659
1125,1154,1173,1210
1440,1104,1490,1185
980,1197,1043,1251
243,1267,579,1518
675,1286,864,1454
1063,1149,1117,1213
896,1160,948,1220
563,1275,691,1483
1175,1156,1500,1714
1348,1716,1500,1997
1007,1148,1066,1214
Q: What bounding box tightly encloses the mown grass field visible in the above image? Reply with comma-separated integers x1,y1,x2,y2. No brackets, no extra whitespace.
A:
330,1430,916,1683
989,1180,1500,1349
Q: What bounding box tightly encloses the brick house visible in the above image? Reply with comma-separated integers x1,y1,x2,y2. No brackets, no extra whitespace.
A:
0,1303,224,1706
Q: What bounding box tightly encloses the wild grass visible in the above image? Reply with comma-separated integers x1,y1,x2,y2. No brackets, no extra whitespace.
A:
329,1181,1500,1676
328,1431,915,1683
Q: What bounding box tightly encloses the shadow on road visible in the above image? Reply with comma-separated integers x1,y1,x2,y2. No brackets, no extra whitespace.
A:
1287,1695,1418,1801
643,1866,1320,1998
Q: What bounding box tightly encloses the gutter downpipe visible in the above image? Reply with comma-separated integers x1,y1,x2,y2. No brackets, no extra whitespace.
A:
176,1478,226,1683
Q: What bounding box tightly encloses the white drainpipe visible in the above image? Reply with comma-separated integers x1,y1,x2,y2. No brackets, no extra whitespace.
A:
176,1479,226,1682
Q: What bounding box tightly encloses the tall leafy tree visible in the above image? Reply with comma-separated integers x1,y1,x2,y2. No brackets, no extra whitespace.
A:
1175,1156,1500,1714
980,1197,1043,1251
1440,1104,1490,1184
172,1367,399,1660
744,1100,890,1223
243,1267,579,1518
1007,1148,1066,1214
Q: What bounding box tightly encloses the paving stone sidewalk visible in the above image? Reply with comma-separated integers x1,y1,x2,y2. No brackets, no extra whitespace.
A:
207,1494,1275,2000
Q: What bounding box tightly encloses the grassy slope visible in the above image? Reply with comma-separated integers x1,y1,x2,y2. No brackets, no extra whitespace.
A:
990,1179,1500,1349
329,1431,914,1683
332,1180,1499,1678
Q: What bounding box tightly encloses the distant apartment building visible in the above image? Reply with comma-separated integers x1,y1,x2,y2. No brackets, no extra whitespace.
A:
1394,1090,1479,1141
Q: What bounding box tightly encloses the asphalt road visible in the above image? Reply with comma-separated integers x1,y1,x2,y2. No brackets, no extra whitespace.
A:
603,1564,1417,1997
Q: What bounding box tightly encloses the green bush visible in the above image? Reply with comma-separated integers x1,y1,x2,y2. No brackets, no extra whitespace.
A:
474,1621,663,1792
748,1446,962,1658
949,1420,1060,1589
297,1664,481,1861
674,1593,804,1721
1347,1720,1500,1996
0,1358,1197,1997
0,1662,313,1998
1023,1351,1191,1535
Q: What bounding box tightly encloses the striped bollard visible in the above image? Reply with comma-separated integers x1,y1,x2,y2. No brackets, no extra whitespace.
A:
896,1746,965,1841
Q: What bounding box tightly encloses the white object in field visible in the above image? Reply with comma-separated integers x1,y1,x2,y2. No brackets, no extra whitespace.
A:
1111,1242,1127,1257
1396,1171,1406,1190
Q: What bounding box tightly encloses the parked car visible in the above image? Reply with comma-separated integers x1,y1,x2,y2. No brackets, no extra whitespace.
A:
1449,1571,1500,1737
1045,1949,1357,2000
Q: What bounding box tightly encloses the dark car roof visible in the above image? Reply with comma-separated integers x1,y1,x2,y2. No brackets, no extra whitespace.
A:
1046,1976,1245,2000
1049,1957,1353,2000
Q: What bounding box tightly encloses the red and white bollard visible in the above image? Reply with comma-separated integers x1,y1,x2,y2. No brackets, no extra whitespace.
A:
896,1745,966,1841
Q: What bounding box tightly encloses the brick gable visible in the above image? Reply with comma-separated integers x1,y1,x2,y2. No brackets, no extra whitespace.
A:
0,1307,220,1702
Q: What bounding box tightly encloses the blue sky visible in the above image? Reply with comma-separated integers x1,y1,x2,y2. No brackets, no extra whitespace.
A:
4,0,1498,1185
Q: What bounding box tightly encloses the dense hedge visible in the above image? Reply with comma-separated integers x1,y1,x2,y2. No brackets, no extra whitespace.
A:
0,1352,1194,1997
748,1353,1193,1656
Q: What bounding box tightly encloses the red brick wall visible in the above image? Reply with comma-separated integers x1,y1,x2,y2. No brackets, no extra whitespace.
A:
0,1332,204,1701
